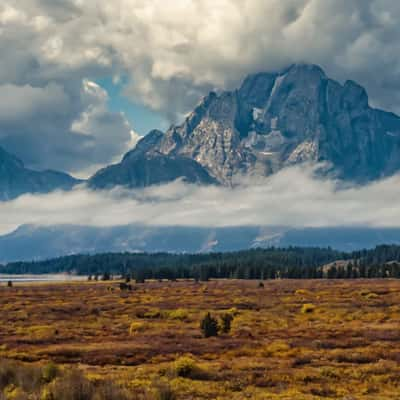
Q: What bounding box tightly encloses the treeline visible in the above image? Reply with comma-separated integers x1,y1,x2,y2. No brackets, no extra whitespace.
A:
2,244,400,280
1,247,344,277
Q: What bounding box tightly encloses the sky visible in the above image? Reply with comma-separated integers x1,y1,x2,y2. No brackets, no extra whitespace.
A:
1,0,400,178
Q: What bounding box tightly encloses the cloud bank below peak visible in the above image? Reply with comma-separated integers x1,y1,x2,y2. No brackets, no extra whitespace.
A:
1,165,400,236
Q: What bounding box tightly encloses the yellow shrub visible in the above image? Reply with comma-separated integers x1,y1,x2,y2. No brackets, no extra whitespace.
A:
166,309,189,321
129,321,146,335
24,325,55,341
301,303,316,314
172,356,204,379
263,340,290,356
227,307,239,316
5,387,27,400
295,289,311,296
143,308,162,319
173,356,196,377
40,387,52,400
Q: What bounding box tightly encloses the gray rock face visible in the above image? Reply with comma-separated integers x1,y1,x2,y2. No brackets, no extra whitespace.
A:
138,63,400,184
0,146,80,200
88,130,216,189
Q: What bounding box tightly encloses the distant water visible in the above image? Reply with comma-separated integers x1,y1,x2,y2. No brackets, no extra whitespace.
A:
0,274,87,283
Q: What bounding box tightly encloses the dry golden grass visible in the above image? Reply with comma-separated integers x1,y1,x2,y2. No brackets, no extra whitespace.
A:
1,279,400,399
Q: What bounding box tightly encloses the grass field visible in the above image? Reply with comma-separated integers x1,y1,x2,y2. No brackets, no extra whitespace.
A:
1,279,400,399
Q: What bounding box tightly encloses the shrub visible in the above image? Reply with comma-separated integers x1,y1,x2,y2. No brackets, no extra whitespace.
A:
263,341,291,356
295,289,310,296
5,387,28,400
172,356,206,380
143,309,162,319
41,362,58,383
173,356,197,378
46,369,93,400
0,359,16,389
200,313,218,338
153,381,176,400
258,281,264,288
167,309,189,321
227,307,239,317
301,303,316,314
219,313,234,333
129,321,146,335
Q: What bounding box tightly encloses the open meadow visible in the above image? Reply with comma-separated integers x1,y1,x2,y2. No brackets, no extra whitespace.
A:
0,279,400,399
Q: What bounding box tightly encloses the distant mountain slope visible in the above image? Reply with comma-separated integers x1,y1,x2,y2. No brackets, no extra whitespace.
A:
1,224,400,263
0,146,80,200
90,63,400,188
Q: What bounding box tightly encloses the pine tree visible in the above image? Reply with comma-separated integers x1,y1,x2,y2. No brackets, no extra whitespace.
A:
200,313,218,338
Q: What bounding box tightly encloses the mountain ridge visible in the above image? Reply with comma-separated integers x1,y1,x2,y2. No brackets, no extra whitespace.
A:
0,146,81,200
1,224,400,263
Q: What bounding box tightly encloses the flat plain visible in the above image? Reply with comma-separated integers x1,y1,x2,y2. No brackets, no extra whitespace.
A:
0,279,400,399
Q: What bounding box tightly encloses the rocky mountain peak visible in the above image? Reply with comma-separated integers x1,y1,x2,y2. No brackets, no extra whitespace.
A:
88,63,400,190
150,63,400,184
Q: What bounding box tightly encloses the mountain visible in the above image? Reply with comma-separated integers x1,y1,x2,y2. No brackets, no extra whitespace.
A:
0,224,271,262
1,224,400,263
88,130,216,189
2,63,400,197
0,146,80,200
90,63,400,188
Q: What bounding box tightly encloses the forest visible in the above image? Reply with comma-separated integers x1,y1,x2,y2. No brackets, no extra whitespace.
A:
2,244,400,280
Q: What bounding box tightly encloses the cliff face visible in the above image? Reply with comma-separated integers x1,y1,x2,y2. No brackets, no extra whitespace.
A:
155,63,400,183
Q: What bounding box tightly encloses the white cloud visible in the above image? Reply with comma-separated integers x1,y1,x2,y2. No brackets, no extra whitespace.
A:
3,1,400,114
1,165,400,235
1,0,400,171
0,79,135,176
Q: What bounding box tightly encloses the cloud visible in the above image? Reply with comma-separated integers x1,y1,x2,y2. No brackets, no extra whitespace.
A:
1,0,400,170
4,0,399,114
0,83,69,121
1,165,400,235
0,79,139,176
0,3,138,175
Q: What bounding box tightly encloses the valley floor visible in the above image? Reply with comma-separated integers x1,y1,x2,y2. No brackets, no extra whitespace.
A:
0,279,400,399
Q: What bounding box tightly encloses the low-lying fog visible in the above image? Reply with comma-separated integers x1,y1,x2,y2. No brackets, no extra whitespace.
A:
1,164,400,235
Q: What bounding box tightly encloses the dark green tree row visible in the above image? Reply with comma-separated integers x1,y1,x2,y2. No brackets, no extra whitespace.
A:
0,247,344,276
2,244,400,279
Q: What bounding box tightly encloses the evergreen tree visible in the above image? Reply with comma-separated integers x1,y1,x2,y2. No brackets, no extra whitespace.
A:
200,313,218,338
